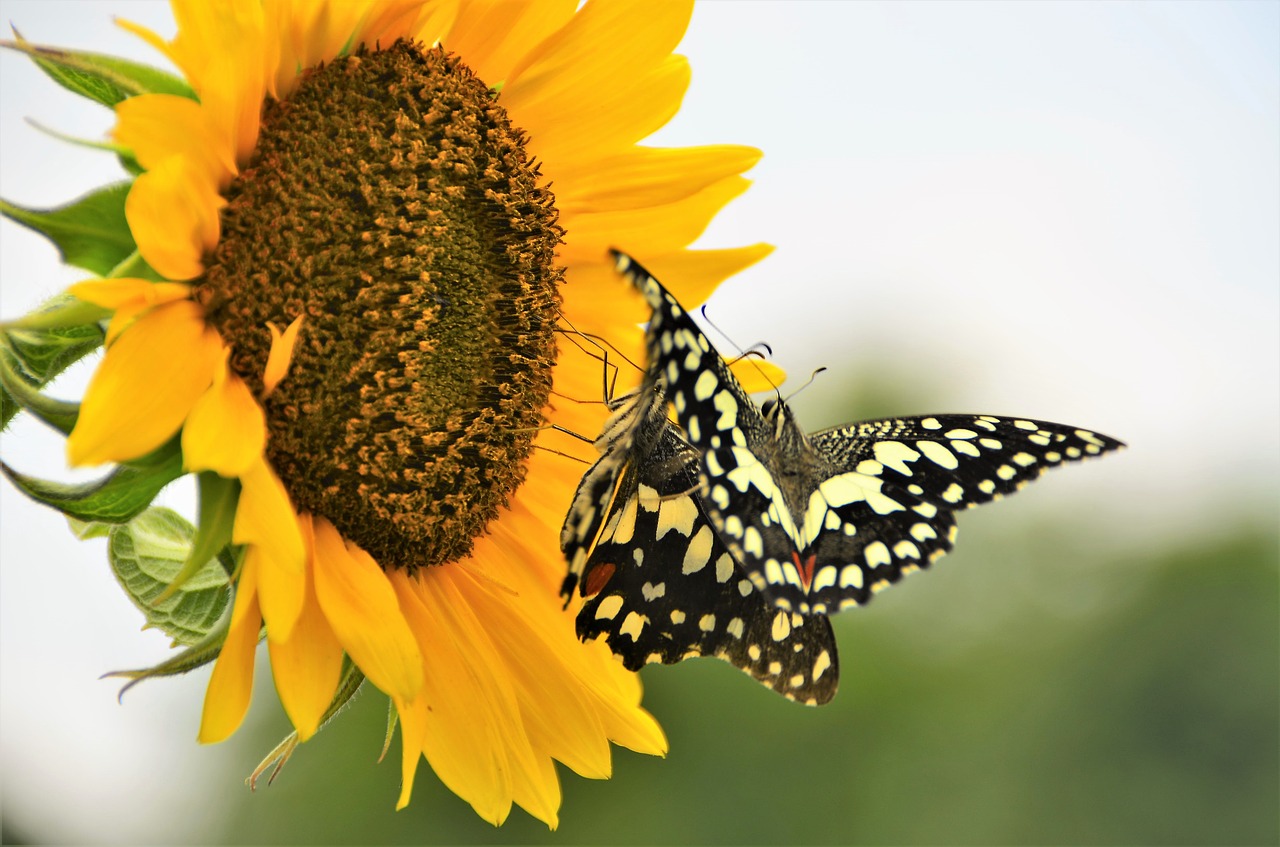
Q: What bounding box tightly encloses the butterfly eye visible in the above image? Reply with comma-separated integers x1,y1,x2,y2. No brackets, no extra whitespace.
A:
761,399,777,418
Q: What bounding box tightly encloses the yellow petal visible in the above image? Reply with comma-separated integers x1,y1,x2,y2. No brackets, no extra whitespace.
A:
67,300,221,466
393,693,429,811
183,346,267,476
558,175,750,265
478,513,668,758
113,94,236,186
450,565,612,781
503,0,691,112
234,459,305,640
266,515,343,741
126,156,225,281
556,145,763,214
165,0,270,166
67,279,192,311
68,279,194,345
560,244,774,333
311,518,423,702
199,551,261,744
519,55,690,172
442,0,576,86
730,357,786,394
388,569,531,826
262,314,304,397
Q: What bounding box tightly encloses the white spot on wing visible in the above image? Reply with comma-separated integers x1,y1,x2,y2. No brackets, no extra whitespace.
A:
620,611,647,641
917,440,960,470
771,611,792,641
595,595,624,620
865,541,891,568
873,440,921,475
682,525,714,574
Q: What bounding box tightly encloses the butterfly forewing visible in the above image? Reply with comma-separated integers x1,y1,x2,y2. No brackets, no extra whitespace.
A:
809,414,1126,509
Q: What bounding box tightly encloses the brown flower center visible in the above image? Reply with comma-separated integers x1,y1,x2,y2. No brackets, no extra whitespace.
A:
198,41,562,571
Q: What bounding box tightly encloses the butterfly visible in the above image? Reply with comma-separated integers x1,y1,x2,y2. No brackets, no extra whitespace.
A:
612,249,1125,616
560,382,839,705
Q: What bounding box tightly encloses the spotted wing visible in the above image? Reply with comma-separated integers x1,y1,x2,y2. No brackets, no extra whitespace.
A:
809,414,1126,509
611,250,806,599
560,387,665,599
788,415,1124,614
574,421,839,705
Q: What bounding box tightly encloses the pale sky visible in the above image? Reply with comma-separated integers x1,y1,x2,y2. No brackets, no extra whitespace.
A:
1,2,1277,842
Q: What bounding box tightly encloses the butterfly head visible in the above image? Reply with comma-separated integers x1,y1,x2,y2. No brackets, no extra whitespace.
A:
761,396,812,455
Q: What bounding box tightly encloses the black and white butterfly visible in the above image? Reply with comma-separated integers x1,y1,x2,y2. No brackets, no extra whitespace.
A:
560,382,839,705
612,249,1125,616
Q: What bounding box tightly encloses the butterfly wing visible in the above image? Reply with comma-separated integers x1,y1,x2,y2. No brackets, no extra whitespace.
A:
560,387,664,599
809,414,1125,508
790,415,1124,613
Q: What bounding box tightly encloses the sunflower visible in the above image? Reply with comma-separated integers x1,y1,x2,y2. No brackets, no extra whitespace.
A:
0,0,773,828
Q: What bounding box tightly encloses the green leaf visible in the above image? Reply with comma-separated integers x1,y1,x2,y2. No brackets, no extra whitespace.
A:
154,472,240,602
0,344,79,434
107,507,232,646
1,181,136,276
0,438,184,523
2,33,195,107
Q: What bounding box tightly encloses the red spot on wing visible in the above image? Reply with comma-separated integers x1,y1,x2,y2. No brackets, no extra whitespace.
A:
793,551,817,591
583,562,617,597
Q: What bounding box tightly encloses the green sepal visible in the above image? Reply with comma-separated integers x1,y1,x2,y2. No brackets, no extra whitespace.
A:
108,250,164,282
0,437,184,523
3,31,195,107
0,181,136,276
1,297,109,333
248,661,367,790
106,506,233,646
24,118,143,176
67,517,112,540
0,344,79,434
3,298,105,376
154,472,240,603
381,694,400,763
0,315,103,430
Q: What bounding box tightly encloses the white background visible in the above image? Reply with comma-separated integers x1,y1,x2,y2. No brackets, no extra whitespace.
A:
1,1,1277,842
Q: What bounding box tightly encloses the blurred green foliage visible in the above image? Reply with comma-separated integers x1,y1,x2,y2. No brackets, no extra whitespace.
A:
197,519,1276,846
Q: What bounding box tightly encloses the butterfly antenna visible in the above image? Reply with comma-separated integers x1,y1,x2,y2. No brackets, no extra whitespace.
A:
698,303,783,395
783,366,828,405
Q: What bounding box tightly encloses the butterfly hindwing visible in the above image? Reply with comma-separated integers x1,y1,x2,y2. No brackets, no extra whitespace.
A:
560,387,665,598
562,386,839,705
